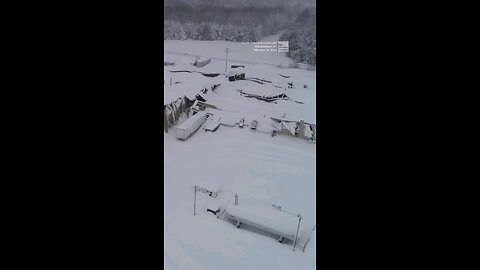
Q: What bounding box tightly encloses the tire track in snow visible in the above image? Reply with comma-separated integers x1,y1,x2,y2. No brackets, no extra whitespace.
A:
165,223,210,270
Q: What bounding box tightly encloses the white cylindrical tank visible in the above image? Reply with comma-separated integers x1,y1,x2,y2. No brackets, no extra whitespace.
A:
175,111,208,140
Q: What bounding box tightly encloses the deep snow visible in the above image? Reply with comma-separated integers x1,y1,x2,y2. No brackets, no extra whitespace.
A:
164,35,316,270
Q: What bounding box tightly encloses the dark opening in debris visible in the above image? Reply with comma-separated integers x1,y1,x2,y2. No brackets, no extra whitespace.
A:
170,70,220,77
236,89,304,104
195,94,206,102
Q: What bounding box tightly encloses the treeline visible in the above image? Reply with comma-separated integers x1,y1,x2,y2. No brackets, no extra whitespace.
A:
280,9,316,65
164,4,316,65
164,21,262,42
164,5,298,41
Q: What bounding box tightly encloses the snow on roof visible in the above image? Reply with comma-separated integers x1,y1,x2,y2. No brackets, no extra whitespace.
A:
226,205,300,239
176,111,207,130
227,67,244,76
235,81,284,97
270,111,316,126
164,71,224,104
204,116,222,131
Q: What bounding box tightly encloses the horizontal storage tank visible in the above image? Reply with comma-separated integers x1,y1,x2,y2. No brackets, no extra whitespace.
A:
176,111,208,140
225,205,300,241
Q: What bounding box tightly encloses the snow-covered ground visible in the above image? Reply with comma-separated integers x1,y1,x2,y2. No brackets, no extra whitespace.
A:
164,39,293,67
164,35,316,270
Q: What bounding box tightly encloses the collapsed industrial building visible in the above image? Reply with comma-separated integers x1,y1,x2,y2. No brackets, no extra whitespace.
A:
164,96,194,133
163,83,220,133
271,118,317,143
164,62,316,143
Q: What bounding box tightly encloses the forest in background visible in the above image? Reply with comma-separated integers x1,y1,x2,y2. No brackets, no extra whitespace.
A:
164,3,316,65
280,8,316,65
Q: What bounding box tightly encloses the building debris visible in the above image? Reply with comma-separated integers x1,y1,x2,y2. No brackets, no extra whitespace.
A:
270,117,316,143
192,58,211,67
204,116,222,132
237,89,302,103
170,70,220,77
164,96,194,133
239,118,245,128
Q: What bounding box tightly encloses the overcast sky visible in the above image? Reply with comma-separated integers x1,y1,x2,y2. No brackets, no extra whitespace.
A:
165,0,316,8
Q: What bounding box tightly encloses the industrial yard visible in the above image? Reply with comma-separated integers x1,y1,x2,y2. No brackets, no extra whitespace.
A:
164,35,316,270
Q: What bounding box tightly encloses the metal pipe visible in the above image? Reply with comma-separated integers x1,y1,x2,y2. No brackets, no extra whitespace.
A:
193,186,196,216
293,215,302,251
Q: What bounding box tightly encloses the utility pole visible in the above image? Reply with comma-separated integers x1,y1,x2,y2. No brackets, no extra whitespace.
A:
293,214,302,251
225,48,230,73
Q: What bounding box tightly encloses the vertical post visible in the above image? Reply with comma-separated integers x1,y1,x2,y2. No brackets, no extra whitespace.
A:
293,214,302,251
170,77,172,85
193,186,196,216
225,48,230,73
234,194,238,205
